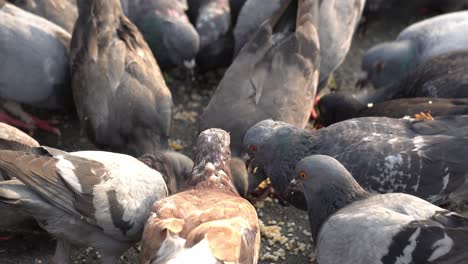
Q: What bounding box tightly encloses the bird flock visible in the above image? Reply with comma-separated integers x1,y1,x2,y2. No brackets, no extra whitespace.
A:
1,0,468,263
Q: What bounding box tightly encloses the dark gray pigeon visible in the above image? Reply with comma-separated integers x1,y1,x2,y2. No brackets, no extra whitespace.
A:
0,1,72,135
121,0,199,69
356,49,468,105
244,116,468,210
316,94,468,127
187,0,246,71
289,155,468,263
199,0,320,157
359,11,468,89
0,148,168,263
7,0,78,33
71,0,173,157
234,0,364,89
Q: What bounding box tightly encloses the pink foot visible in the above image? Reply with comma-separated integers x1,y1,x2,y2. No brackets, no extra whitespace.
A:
310,96,321,120
0,111,61,136
0,111,35,131
30,116,61,136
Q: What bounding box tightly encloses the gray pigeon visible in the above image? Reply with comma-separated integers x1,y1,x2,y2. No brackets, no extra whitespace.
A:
358,49,468,104
187,0,246,71
7,0,78,33
234,0,365,89
121,0,199,69
289,155,468,264
71,0,173,156
0,148,168,263
244,116,468,210
199,0,320,157
0,1,72,135
316,94,468,127
359,11,468,89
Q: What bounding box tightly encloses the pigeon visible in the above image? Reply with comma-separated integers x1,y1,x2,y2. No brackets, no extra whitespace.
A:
358,49,468,104
121,0,199,69
199,0,320,157
0,1,72,135
7,0,78,33
234,0,364,89
359,11,468,89
0,122,39,149
0,147,169,263
138,151,194,194
316,94,468,127
0,127,41,239
288,155,468,264
71,0,173,157
187,0,246,71
244,117,468,210
140,128,260,264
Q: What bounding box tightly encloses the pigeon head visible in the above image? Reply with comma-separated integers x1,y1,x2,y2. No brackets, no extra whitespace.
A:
243,120,289,193
243,119,289,160
138,7,200,69
288,155,370,240
359,40,415,88
316,93,364,127
195,0,231,49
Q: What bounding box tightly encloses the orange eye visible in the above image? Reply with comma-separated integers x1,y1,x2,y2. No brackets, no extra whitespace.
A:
249,145,257,152
299,171,308,180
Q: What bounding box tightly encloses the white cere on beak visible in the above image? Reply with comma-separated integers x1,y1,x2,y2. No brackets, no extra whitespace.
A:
183,59,196,69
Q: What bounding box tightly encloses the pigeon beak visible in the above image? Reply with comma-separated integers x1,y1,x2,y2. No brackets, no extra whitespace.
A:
287,178,300,194
355,71,369,89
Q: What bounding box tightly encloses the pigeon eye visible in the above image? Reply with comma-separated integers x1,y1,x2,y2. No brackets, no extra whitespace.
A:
299,171,308,180
249,145,257,152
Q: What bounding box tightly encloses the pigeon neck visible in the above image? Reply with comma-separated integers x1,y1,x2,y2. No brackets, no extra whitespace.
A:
189,155,238,194
307,183,370,242
189,131,237,194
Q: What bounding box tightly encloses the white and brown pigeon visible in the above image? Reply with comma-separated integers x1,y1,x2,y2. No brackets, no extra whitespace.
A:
140,128,260,264
71,0,173,157
0,146,169,263
289,155,468,264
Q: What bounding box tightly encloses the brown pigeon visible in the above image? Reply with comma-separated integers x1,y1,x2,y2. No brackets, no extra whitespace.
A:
140,128,260,264
71,0,173,157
